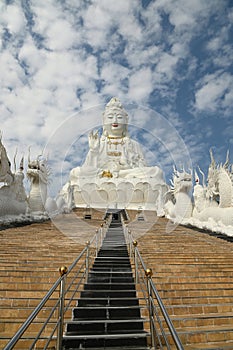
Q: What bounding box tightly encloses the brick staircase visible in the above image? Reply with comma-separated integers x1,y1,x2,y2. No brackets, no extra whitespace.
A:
0,209,105,349
1,209,233,349
128,211,233,349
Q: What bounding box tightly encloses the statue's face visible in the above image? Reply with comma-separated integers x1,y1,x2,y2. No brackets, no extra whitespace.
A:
103,109,128,137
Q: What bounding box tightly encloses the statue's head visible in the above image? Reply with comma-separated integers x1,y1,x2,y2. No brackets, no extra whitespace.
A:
102,97,128,137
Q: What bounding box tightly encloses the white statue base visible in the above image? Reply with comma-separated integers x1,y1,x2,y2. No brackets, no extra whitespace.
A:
63,171,168,214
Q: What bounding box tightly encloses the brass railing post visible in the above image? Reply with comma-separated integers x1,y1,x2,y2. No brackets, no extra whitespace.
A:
133,240,138,285
145,268,155,349
86,241,90,282
124,224,128,245
100,223,103,244
95,229,98,257
128,230,132,258
57,266,68,350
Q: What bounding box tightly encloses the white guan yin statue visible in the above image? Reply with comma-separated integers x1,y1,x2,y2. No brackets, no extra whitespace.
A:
59,97,168,213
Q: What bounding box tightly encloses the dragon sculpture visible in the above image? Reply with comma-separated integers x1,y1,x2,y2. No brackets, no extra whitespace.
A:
27,151,50,213
192,150,233,226
0,133,14,186
0,135,28,216
165,151,233,228
164,167,193,220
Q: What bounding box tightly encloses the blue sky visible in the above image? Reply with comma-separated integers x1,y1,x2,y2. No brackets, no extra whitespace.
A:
0,0,232,196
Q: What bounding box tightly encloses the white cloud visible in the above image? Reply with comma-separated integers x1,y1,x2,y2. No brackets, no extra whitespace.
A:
18,36,46,75
45,20,77,50
154,0,222,32
194,71,233,113
156,52,178,81
0,51,26,88
0,3,26,34
31,0,62,36
128,68,153,101
100,62,129,97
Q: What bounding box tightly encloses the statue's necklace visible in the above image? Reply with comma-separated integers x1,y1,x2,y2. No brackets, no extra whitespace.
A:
107,136,125,150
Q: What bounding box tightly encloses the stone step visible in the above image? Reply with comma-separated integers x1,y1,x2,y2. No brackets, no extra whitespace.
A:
87,276,135,283
78,297,140,307
0,282,55,291
0,337,57,350
170,312,233,329
161,295,233,305
180,341,233,349
153,276,233,283
63,332,149,349
165,303,233,315
65,318,147,334
89,270,133,275
166,324,233,345
66,347,150,350
92,263,131,268
84,283,136,290
72,306,142,319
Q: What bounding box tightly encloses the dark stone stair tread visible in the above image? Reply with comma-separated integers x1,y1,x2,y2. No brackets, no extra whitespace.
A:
67,318,147,324
87,277,135,283
72,307,141,319
63,332,148,339
63,332,149,348
89,270,132,272
74,306,142,309
90,270,132,273
89,270,133,274
63,214,147,349
78,298,140,306
81,291,137,297
63,330,149,339
84,283,136,290
67,347,150,350
66,323,145,335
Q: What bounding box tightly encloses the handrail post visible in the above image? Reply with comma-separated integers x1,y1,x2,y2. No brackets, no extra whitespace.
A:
145,268,155,349
95,229,98,257
124,224,128,243
86,241,90,282
100,223,103,245
57,266,68,350
128,230,132,258
133,241,138,285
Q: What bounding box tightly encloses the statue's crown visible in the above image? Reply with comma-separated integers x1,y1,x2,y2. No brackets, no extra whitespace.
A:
106,97,123,109
104,97,128,118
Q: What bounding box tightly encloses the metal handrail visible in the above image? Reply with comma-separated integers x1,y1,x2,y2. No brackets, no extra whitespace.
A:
123,222,184,350
3,220,109,350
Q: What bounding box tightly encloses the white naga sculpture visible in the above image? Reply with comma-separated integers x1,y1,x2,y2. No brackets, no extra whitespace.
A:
164,167,193,220
165,150,233,228
0,133,56,219
27,153,50,213
0,135,28,216
60,97,168,212
192,151,233,226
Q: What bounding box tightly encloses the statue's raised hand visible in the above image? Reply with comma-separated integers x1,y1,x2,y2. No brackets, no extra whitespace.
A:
88,130,100,152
